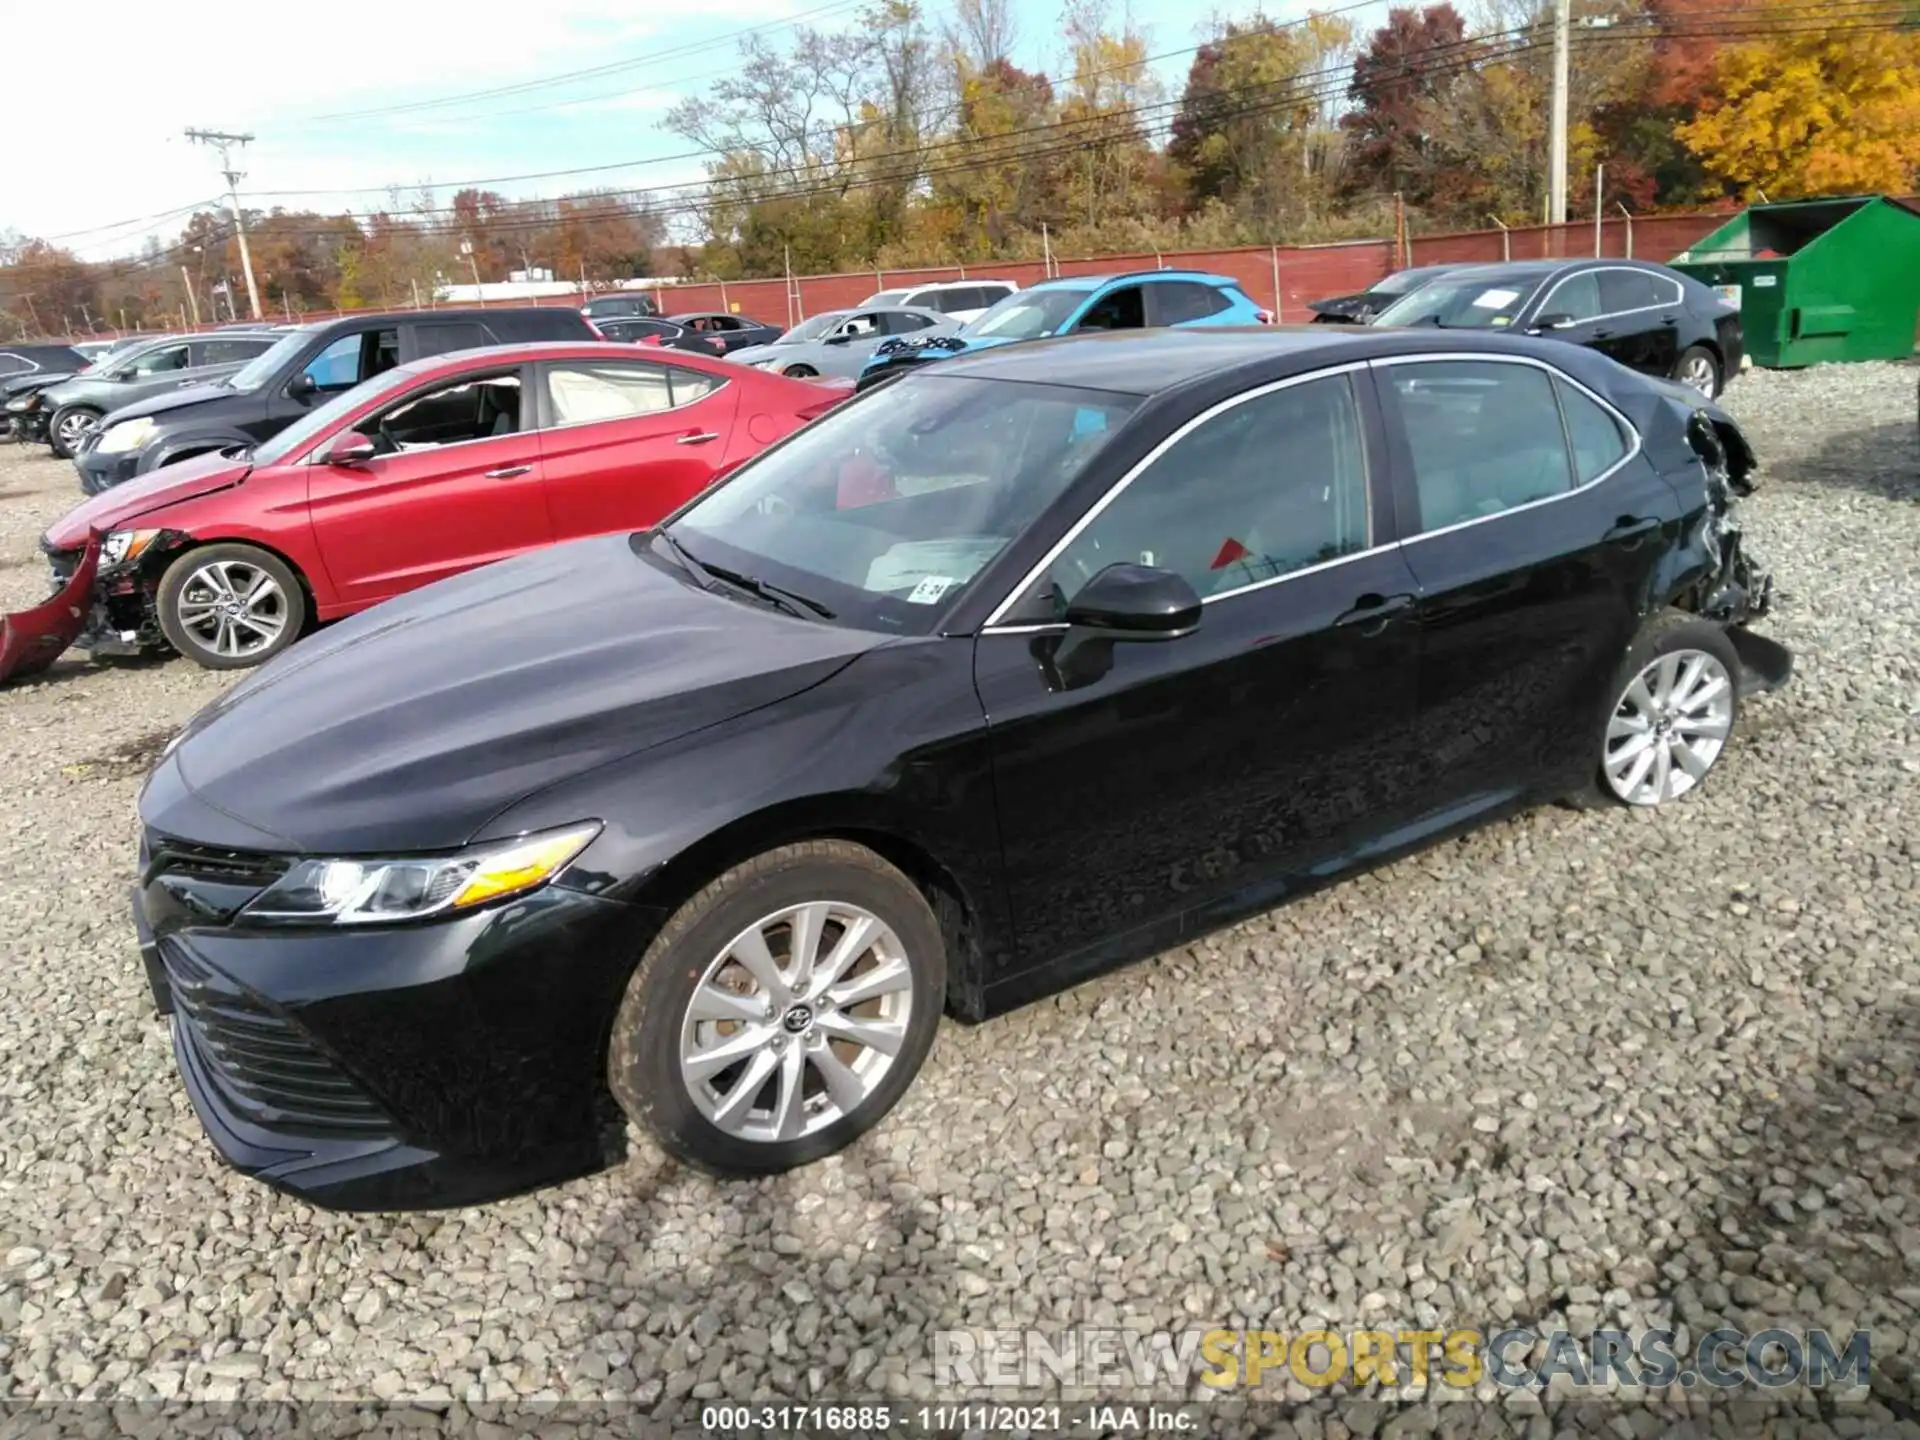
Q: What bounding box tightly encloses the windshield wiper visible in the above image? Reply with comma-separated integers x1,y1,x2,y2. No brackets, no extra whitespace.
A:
656,530,835,619
701,557,835,620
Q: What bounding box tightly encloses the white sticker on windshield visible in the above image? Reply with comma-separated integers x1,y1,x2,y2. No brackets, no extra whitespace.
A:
906,575,957,604
1471,288,1521,309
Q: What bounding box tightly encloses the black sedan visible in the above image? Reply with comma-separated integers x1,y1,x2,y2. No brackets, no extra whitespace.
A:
133,326,1788,1209
1305,262,1471,324
664,312,784,355
592,316,726,355
1372,259,1743,398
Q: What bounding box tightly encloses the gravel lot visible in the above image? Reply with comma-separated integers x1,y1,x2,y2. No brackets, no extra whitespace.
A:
0,364,1916,1433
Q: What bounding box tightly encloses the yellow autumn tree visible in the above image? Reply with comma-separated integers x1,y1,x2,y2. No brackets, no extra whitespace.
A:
1676,0,1920,197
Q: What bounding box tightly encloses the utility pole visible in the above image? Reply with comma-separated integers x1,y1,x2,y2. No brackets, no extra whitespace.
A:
1547,0,1571,226
179,267,201,327
185,128,264,320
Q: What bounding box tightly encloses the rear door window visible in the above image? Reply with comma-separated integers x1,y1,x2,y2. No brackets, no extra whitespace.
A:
1598,269,1663,315
881,311,935,334
0,353,30,376
1386,361,1576,531
412,322,493,358
1555,377,1631,481
542,361,724,425
1150,282,1232,325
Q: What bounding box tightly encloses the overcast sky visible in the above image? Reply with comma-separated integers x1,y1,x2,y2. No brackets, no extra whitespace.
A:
8,0,1354,259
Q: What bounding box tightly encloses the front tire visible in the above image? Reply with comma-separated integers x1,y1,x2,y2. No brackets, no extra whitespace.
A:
1675,345,1721,399
156,543,307,670
48,406,101,459
782,363,819,378
609,840,945,1176
1578,610,1741,808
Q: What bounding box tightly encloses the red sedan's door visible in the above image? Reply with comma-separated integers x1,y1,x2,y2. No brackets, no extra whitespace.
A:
306,364,554,610
534,356,742,542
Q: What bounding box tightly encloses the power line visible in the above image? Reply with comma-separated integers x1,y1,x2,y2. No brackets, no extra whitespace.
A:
300,0,869,125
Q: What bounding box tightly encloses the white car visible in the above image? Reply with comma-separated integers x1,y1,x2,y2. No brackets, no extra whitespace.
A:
860,279,1018,325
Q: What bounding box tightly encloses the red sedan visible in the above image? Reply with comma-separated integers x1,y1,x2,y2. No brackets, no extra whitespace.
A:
36,342,847,671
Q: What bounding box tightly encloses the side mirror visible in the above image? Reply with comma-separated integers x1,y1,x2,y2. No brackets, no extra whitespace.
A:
1531,313,1576,332
1049,562,1201,684
107,369,133,383
287,371,319,399
319,433,376,466
824,332,853,345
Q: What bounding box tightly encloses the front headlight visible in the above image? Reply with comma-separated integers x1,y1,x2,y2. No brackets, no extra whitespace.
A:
102,530,160,567
95,417,156,455
242,821,602,926
4,396,32,413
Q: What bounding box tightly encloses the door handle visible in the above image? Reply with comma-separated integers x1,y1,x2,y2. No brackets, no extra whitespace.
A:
485,464,532,479
1334,591,1414,635
1590,327,1613,340
1603,514,1659,547
1659,314,1679,326
676,432,720,446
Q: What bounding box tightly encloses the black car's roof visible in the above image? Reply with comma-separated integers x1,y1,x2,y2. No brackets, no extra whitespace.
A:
928,324,1631,397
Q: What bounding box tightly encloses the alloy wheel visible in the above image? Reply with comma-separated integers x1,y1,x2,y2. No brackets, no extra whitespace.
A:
56,412,97,450
1678,353,1717,397
174,559,290,660
678,901,915,1143
1603,648,1734,805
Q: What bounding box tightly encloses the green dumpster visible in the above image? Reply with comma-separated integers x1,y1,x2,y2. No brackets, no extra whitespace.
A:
1670,194,1920,367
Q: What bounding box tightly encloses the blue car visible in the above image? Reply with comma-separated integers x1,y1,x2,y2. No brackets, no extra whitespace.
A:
858,269,1271,389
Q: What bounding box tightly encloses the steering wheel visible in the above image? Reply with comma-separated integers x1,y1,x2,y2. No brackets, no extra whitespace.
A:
756,493,795,518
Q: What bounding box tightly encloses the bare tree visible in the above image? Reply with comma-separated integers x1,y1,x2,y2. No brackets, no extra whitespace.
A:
950,0,1017,68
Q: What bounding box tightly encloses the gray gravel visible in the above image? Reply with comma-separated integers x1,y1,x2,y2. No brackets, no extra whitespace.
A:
0,363,1916,1434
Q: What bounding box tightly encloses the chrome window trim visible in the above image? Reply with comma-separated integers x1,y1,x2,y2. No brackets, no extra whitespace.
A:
981,361,1375,630
1534,264,1686,325
1372,352,1642,545
979,352,1643,634
539,358,731,434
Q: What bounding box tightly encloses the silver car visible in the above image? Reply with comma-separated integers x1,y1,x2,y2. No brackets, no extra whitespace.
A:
729,305,954,378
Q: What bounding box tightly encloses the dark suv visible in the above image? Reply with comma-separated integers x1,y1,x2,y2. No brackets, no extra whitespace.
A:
74,307,598,492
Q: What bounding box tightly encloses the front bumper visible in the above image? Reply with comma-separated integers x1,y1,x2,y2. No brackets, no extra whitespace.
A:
135,837,660,1210
75,442,143,495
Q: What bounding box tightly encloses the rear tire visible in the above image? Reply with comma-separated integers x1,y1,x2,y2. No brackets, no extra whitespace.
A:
1571,610,1741,809
156,543,308,670
48,406,101,459
608,840,945,1177
1675,345,1721,399
782,364,819,378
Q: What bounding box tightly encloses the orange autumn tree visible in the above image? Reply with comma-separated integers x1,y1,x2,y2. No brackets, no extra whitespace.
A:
1677,0,1920,197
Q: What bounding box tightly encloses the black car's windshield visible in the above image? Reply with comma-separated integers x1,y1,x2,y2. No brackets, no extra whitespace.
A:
961,287,1091,341
226,329,318,391
1374,276,1544,329
666,375,1140,634
249,364,423,466
779,312,847,344
1372,268,1440,297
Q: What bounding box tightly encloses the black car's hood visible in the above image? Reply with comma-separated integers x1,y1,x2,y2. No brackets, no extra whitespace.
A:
142,534,886,854
1305,293,1376,322
98,379,246,425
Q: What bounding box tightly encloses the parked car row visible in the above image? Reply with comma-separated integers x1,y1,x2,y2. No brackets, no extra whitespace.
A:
82,321,1789,1211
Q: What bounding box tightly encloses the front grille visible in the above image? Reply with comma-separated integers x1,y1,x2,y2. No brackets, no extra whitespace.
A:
144,833,292,888
166,947,389,1136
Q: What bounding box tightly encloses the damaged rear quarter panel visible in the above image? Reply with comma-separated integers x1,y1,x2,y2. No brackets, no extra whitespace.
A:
1637,389,1772,627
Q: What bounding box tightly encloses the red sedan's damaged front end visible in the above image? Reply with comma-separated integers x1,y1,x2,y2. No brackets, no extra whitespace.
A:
0,533,102,685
